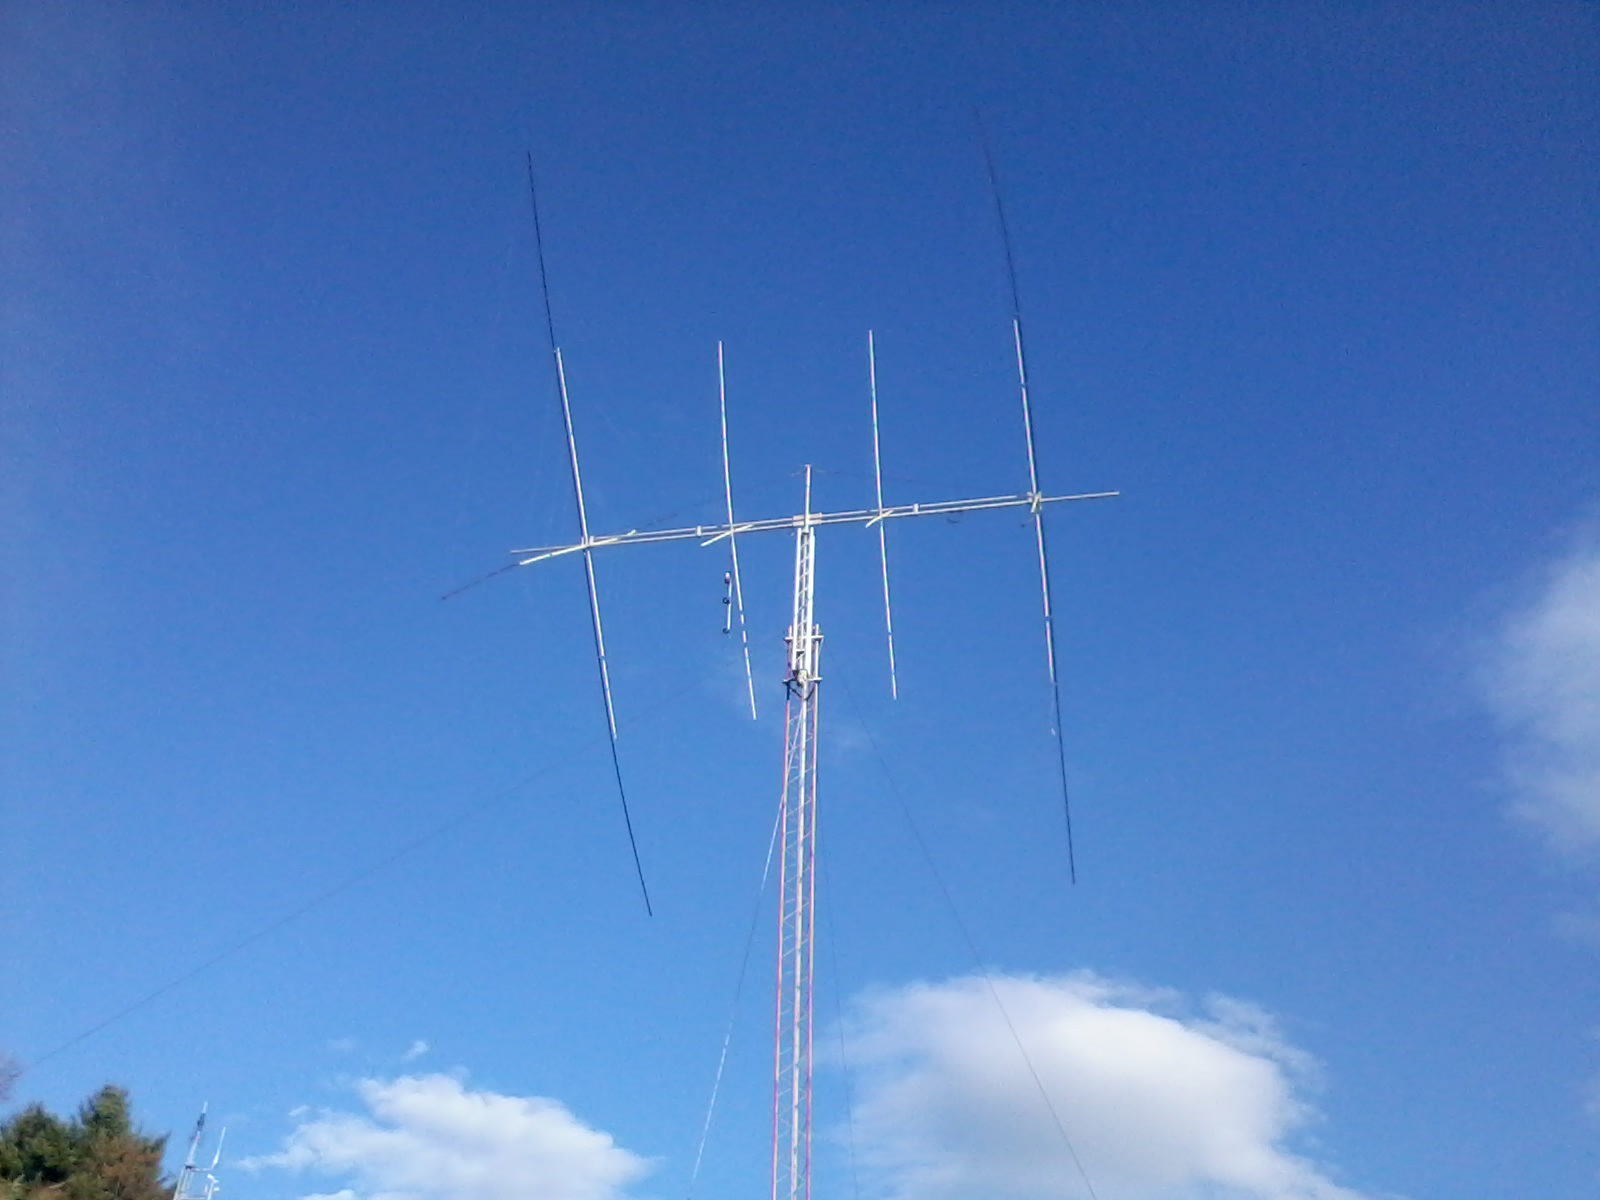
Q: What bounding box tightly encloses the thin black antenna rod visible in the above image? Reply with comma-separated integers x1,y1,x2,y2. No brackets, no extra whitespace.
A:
974,111,1078,884
525,151,653,915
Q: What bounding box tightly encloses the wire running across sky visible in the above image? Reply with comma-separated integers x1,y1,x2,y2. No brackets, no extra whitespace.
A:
19,678,706,1079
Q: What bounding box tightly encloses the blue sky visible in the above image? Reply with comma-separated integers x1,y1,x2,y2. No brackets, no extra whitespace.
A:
3,3,1597,1198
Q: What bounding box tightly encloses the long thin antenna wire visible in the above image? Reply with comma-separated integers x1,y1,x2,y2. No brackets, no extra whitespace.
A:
719,342,759,719
526,151,652,915
867,332,898,699
974,112,1077,884
835,667,1099,1200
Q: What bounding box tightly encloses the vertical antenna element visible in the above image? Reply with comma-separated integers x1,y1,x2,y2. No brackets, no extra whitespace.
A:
975,113,1078,884
526,152,653,915
867,332,898,699
719,342,759,719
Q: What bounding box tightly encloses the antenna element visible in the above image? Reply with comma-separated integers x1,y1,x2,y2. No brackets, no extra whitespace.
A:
526,152,653,915
172,1106,223,1200
975,111,1079,884
719,342,759,719
867,332,899,699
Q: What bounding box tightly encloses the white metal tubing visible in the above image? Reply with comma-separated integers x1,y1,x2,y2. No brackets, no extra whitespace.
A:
512,489,1118,563
555,349,621,739
555,348,651,910
524,158,650,914
207,1128,225,1173
172,1108,222,1200
1010,317,1059,688
719,342,759,719
1007,309,1078,881
1013,318,1043,499
868,332,898,699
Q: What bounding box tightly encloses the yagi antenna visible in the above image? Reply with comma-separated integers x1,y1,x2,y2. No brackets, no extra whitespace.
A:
525,152,653,916
975,110,1078,883
717,342,758,719
503,389,1114,1200
489,152,1114,1200
866,331,899,698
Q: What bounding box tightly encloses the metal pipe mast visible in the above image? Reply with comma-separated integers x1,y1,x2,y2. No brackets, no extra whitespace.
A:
172,1106,223,1200
772,468,821,1200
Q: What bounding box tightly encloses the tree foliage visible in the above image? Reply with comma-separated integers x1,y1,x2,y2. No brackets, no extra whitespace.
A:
0,1087,168,1200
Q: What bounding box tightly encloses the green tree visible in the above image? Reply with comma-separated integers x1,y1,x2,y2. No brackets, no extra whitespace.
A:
0,1086,168,1200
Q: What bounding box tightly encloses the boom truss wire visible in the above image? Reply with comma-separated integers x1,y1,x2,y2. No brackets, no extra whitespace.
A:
974,111,1079,884
526,152,652,915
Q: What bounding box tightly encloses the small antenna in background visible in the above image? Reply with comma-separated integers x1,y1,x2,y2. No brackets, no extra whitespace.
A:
172,1105,224,1200
974,110,1078,884
866,332,899,699
525,151,654,915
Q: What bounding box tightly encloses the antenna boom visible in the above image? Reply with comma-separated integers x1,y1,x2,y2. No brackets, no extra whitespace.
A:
511,490,1116,563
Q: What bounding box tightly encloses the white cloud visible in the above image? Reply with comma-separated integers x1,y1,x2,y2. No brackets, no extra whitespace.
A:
246,1074,648,1200
1485,535,1600,853
402,1041,430,1063
841,973,1372,1200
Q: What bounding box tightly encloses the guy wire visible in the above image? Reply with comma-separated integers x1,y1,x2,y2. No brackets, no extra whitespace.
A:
22,677,704,1078
834,665,1099,1200
686,788,786,1200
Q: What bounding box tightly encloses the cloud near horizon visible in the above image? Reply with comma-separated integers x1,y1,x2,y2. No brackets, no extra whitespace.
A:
245,1074,648,1200
250,976,1378,1200
1484,534,1600,854
841,973,1372,1200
